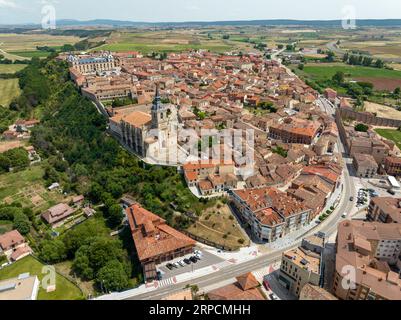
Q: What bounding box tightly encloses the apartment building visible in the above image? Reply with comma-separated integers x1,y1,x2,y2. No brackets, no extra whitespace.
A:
353,153,378,178
332,220,401,300
384,156,401,177
269,118,321,145
367,197,401,224
231,187,311,243
279,234,324,297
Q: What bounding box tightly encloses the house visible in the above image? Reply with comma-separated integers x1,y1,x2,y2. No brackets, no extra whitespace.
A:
324,88,337,102
0,230,32,262
41,203,75,228
208,273,265,300
72,195,85,207
353,153,378,178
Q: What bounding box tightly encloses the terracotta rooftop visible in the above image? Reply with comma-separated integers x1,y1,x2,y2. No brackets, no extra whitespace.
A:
0,230,25,251
126,203,195,263
208,273,265,300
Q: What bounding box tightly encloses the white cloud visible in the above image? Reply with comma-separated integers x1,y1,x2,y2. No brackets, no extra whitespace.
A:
0,0,17,8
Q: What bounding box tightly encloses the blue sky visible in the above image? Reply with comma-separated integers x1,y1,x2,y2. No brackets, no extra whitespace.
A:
1,0,401,24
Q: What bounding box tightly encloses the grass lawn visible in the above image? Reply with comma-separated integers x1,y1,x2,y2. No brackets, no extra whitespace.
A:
375,128,401,150
0,255,84,300
0,64,26,74
8,50,50,58
186,202,249,250
0,78,20,106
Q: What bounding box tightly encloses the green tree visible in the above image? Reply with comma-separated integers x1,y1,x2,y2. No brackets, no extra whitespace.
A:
96,260,130,292
13,213,31,235
39,240,67,264
332,71,345,85
355,123,369,132
107,204,124,228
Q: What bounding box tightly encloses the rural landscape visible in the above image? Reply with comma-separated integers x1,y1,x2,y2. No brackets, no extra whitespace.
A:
1,0,401,313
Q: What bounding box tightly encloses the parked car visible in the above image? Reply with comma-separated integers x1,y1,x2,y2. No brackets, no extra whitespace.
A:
166,263,174,270
388,189,396,195
341,213,348,218
178,261,185,267
269,293,279,300
173,262,180,268
184,259,192,265
190,257,198,263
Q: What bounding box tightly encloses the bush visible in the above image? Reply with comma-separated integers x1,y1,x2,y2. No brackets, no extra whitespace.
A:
13,213,31,235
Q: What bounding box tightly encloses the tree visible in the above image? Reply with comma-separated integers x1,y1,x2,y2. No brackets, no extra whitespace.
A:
355,123,369,132
332,71,345,85
107,204,124,228
298,63,304,70
96,260,130,292
326,51,335,62
375,59,384,69
39,240,67,264
13,213,31,235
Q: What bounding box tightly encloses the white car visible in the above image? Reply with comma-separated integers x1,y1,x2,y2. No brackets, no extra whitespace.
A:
173,262,180,268
178,261,185,267
342,213,348,218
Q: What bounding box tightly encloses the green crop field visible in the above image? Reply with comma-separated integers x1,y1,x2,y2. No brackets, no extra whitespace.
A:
375,129,401,149
302,63,401,81
0,256,84,300
0,64,26,74
0,78,20,106
9,50,51,58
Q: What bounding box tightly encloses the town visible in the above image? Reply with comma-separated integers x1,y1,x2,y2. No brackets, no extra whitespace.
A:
1,1,401,305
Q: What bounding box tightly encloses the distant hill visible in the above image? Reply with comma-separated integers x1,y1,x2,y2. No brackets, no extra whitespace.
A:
53,19,401,28
3,19,401,29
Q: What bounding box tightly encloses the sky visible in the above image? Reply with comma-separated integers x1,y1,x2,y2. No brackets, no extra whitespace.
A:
1,0,401,25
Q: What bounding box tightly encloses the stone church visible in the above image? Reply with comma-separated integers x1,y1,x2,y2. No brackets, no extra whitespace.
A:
109,87,180,164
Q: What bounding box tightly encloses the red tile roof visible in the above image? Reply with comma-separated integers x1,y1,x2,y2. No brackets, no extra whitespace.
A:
126,203,195,262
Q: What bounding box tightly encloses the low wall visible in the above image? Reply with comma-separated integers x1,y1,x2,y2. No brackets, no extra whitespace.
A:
338,107,401,128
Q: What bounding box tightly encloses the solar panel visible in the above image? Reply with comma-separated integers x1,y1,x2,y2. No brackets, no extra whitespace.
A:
18,273,30,280
0,283,16,293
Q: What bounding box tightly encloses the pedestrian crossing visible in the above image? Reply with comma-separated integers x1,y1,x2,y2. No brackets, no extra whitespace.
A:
156,276,177,288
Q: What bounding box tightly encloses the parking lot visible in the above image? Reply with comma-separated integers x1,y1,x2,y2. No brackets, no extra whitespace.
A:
158,249,225,279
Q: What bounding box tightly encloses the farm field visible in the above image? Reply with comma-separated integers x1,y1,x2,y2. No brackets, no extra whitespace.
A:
375,128,401,150
0,64,26,74
0,164,65,213
97,30,238,53
341,40,401,60
8,50,51,58
186,202,249,250
0,78,20,106
0,256,84,300
364,102,401,120
301,63,401,91
0,33,80,60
